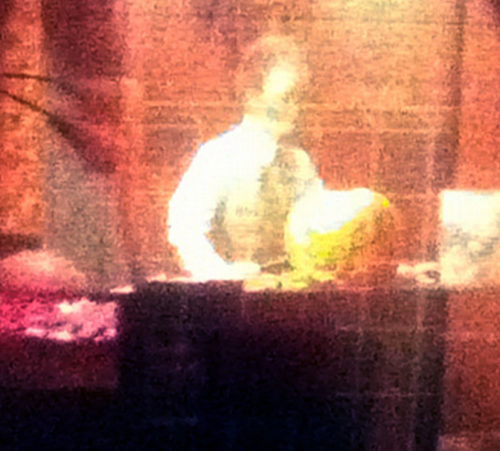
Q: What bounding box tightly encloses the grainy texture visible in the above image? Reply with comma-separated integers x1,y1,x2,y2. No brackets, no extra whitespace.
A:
116,282,446,450
0,0,498,449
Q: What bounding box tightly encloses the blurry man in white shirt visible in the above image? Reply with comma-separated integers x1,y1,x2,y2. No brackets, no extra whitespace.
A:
168,35,393,284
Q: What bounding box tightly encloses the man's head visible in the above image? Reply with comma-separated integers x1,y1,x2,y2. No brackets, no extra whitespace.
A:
236,34,308,108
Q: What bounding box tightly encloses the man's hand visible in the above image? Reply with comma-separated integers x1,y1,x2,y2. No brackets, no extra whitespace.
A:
228,261,261,279
184,261,261,282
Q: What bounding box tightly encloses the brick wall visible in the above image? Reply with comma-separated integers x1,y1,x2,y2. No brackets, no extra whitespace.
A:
455,0,499,189
0,0,45,236
1,0,497,269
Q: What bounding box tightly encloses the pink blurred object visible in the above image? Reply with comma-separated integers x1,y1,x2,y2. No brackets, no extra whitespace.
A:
0,291,119,389
0,292,117,343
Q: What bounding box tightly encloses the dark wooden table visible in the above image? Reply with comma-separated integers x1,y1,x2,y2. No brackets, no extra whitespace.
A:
116,280,448,450
0,279,448,449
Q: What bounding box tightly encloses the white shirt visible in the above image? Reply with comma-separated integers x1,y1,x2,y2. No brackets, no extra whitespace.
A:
168,117,280,280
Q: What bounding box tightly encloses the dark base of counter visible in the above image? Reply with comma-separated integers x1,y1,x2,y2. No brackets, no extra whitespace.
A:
0,281,446,449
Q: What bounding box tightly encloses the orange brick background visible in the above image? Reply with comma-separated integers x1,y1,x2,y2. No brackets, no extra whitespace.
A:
1,0,498,264
0,0,499,442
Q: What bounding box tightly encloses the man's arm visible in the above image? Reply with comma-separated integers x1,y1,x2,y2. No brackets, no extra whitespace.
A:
168,145,226,278
168,144,259,280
